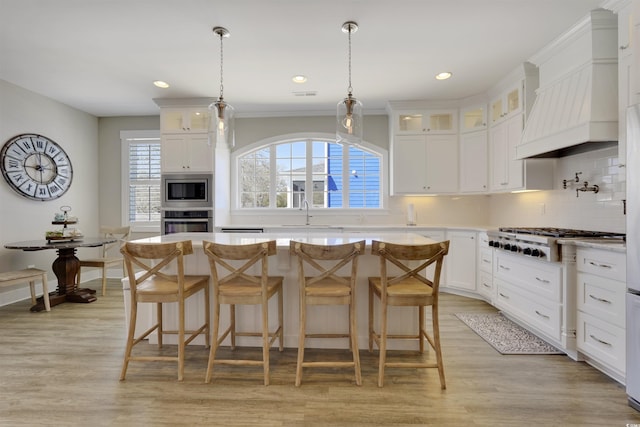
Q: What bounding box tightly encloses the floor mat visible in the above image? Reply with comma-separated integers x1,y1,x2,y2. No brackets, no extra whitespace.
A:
455,312,563,355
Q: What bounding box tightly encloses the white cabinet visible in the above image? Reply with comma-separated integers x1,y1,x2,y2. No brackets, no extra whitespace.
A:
489,114,523,191
489,113,553,192
460,104,487,133
477,232,494,302
459,130,488,193
161,108,209,133
154,100,215,174
494,252,563,347
161,134,213,172
576,248,626,381
616,0,638,171
490,83,522,125
392,134,458,194
444,230,477,293
393,110,457,135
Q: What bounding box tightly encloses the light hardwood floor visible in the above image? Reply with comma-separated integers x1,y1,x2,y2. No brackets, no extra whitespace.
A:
1,279,639,426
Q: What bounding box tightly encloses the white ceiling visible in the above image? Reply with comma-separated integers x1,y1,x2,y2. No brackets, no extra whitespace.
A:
0,0,606,118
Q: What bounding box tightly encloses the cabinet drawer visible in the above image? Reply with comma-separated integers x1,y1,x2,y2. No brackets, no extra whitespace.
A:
494,253,562,302
577,272,626,328
478,270,494,300
495,279,561,341
479,247,493,273
576,311,626,374
576,249,626,282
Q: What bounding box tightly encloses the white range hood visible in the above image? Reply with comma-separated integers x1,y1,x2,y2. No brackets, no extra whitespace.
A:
517,9,619,159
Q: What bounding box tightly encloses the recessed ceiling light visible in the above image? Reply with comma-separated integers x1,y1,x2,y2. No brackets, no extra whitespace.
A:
153,80,170,88
435,72,452,80
292,75,307,83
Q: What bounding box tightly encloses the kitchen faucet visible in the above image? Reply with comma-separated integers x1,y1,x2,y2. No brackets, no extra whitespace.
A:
301,199,312,225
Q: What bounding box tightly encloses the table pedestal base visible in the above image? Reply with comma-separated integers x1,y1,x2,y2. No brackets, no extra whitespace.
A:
29,247,99,311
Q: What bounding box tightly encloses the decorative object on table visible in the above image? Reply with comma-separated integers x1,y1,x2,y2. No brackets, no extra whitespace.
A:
47,205,82,242
455,312,562,355
0,133,73,201
336,21,363,146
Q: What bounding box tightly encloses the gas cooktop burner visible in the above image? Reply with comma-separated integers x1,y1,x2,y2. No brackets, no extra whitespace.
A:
498,227,625,239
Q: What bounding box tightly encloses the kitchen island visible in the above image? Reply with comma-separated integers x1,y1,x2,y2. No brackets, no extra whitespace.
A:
123,231,438,350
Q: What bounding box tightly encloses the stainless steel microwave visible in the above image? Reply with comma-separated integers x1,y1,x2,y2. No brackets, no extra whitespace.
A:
161,173,213,208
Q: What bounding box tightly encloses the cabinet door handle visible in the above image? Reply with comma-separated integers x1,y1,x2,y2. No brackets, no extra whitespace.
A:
535,310,550,320
482,259,491,264
588,294,612,304
482,282,491,288
589,334,612,346
535,277,550,284
588,261,612,269
499,265,510,271
499,292,509,299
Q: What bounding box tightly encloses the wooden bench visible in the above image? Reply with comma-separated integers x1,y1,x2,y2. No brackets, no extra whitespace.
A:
0,268,50,312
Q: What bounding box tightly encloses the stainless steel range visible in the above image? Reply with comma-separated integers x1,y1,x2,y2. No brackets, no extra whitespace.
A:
486,227,625,262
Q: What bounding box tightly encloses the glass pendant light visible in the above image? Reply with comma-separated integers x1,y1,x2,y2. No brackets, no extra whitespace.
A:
208,26,235,147
336,21,363,146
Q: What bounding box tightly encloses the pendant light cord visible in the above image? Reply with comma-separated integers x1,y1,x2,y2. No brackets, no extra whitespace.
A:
219,32,224,99
347,26,353,96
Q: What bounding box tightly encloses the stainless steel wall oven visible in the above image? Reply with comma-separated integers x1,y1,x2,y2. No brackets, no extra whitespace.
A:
161,209,213,234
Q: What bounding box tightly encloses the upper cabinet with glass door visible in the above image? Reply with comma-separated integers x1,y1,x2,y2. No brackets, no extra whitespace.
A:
460,104,487,133
490,84,522,125
161,108,210,134
394,110,457,135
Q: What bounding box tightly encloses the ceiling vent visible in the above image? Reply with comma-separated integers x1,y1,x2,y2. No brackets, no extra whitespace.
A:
292,91,318,97
517,9,618,159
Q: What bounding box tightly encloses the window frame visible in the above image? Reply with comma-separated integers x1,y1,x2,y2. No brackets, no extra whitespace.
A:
231,132,388,212
120,130,161,233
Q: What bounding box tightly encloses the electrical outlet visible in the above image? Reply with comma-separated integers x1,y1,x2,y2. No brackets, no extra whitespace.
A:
539,203,546,215
27,264,35,268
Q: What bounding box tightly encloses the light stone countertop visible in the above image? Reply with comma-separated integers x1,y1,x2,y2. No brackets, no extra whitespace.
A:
557,238,626,253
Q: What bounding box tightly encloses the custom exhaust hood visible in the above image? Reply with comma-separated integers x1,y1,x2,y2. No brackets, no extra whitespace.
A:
517,9,619,159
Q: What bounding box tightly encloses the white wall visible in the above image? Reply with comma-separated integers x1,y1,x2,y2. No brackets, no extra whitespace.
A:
0,80,100,305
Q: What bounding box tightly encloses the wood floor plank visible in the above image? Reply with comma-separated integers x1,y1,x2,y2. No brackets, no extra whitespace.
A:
0,279,638,426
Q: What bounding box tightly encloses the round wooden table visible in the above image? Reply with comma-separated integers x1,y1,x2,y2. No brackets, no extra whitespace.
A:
4,237,118,311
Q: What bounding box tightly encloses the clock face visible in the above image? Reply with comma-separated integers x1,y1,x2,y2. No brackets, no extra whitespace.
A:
1,134,73,201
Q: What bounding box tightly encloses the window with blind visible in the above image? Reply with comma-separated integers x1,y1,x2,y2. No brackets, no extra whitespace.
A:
120,131,161,231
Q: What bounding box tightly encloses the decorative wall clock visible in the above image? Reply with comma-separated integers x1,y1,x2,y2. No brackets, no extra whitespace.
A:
0,133,73,201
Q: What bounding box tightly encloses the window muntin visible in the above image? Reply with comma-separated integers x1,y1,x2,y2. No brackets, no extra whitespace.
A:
237,136,382,209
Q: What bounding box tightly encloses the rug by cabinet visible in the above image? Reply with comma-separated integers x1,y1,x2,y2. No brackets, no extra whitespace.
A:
454,312,563,355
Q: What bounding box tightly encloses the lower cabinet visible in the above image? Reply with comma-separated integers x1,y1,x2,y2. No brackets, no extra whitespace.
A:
575,248,626,382
444,230,477,293
494,252,563,347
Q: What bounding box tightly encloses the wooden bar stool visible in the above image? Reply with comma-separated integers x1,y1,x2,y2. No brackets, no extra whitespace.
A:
120,240,210,381
203,240,284,386
290,240,365,386
368,240,450,388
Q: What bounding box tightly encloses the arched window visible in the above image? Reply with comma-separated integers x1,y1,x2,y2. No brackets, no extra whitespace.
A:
234,133,385,209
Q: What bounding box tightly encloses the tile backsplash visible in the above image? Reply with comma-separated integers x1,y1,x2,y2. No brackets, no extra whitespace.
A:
488,145,626,233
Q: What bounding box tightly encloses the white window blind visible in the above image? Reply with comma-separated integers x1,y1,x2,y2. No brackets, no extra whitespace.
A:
121,131,161,232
